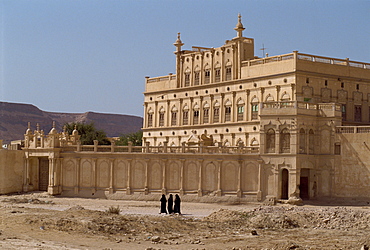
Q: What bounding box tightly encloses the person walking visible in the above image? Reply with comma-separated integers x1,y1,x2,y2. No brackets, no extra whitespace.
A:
160,194,167,214
167,194,174,214
173,194,181,214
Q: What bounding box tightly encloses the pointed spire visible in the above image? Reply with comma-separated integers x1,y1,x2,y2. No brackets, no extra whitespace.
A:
173,32,184,52
234,13,245,38
36,123,40,132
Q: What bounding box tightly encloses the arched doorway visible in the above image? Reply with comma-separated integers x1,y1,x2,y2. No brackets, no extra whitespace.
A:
281,169,289,199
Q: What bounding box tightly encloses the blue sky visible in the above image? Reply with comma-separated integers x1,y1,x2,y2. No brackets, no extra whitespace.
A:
1,0,369,117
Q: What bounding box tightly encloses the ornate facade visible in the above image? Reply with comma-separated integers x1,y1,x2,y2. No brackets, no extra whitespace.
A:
1,15,370,202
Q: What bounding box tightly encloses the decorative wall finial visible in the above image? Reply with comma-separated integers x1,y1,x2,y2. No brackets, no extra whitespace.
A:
173,32,184,51
234,13,245,38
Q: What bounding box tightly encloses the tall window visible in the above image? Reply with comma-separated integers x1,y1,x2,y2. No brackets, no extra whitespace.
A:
266,128,275,153
342,104,346,121
299,128,306,154
213,107,220,123
193,110,199,125
171,111,177,126
225,106,231,122
309,129,314,154
194,71,200,85
280,128,290,153
159,112,165,127
183,110,188,125
147,113,153,127
226,66,232,80
251,104,259,120
204,70,210,84
237,106,244,121
203,108,209,123
355,105,362,122
184,73,190,87
215,69,221,82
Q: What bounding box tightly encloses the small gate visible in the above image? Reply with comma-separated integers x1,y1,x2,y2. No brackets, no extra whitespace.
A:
39,158,49,191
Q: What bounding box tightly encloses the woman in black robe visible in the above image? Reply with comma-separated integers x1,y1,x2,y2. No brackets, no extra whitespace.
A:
173,194,181,214
160,194,167,214
167,194,174,214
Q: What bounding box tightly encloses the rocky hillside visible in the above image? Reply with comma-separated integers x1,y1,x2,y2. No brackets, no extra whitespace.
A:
0,101,143,144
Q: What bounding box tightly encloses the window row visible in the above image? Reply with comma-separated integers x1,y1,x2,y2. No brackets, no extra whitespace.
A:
147,103,259,127
184,66,232,87
265,128,315,154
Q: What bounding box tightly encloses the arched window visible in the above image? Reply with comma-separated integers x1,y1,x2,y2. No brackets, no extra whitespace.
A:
237,99,245,121
184,68,191,87
171,106,178,126
213,102,220,123
204,64,211,84
159,107,165,127
224,100,232,122
251,96,259,120
203,103,210,123
194,66,200,86
214,62,221,83
309,129,314,154
299,128,306,154
182,105,189,125
193,104,200,125
147,108,154,127
266,128,275,153
280,128,290,153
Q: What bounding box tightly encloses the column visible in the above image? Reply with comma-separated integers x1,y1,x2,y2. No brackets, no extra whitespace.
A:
198,160,203,196
109,159,114,194
92,158,97,194
210,94,214,124
144,159,149,194
232,91,236,122
166,100,170,127
162,159,167,194
190,97,194,125
246,89,250,121
126,159,132,195
257,160,263,201
237,160,242,197
75,158,81,194
180,159,185,195
217,160,222,196
220,93,225,123
199,96,204,124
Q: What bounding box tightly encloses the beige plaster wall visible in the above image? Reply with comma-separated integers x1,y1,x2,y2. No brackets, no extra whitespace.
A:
0,149,24,194
334,133,370,197
59,154,262,200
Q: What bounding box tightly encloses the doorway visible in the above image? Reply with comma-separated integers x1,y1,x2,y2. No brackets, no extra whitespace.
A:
300,168,310,200
281,169,289,199
39,158,49,191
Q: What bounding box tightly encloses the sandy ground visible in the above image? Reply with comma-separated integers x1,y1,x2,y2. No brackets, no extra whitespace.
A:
0,192,370,250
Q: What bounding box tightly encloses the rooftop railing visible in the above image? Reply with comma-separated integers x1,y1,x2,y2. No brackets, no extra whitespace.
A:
60,143,260,154
241,52,370,70
261,101,341,111
336,126,370,134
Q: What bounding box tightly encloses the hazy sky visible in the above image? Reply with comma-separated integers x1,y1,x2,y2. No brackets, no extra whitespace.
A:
1,1,369,117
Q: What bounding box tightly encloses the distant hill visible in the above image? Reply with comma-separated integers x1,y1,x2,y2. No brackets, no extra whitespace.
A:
0,101,143,144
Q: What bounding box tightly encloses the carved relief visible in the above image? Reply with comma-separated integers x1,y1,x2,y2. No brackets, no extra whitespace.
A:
353,91,363,104
321,88,331,102
302,86,313,98
337,89,348,103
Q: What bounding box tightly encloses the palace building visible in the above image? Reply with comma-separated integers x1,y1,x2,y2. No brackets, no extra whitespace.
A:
1,15,370,202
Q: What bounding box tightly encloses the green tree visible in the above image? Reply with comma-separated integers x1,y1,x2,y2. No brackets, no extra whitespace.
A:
64,122,110,145
115,130,143,146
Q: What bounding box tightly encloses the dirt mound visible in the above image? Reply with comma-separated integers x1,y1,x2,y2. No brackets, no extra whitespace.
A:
203,208,242,222
204,206,370,230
